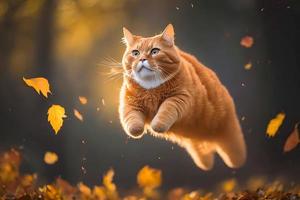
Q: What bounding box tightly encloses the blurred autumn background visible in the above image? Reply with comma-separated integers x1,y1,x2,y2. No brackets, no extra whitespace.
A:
1,0,300,194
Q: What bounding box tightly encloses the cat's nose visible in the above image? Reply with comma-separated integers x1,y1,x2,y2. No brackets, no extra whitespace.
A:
140,58,147,62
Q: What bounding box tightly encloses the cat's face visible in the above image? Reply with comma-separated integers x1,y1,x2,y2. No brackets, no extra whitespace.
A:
122,24,180,89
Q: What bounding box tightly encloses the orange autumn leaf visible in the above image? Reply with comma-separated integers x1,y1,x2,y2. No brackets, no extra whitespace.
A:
244,62,252,70
103,169,117,192
47,105,67,134
240,36,254,48
74,109,83,121
101,169,119,199
221,179,237,192
23,77,51,98
93,186,106,200
79,96,88,105
266,112,285,137
78,182,92,197
21,174,37,188
55,178,77,196
137,165,162,189
44,152,58,165
39,185,61,199
137,166,161,199
283,123,300,153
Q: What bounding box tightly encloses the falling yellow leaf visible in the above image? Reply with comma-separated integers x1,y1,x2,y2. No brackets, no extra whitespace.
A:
266,112,285,137
44,152,58,165
244,62,252,70
221,179,236,192
74,109,83,121
47,105,67,134
137,166,162,190
23,77,51,98
79,96,88,105
283,123,300,153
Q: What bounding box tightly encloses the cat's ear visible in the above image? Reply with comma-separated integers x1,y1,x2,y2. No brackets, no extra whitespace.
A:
123,27,135,46
161,24,175,46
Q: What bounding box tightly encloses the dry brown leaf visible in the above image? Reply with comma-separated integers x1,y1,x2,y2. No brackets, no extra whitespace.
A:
23,77,51,98
44,152,58,165
21,174,37,188
79,96,88,105
244,62,252,70
266,112,285,137
47,104,67,134
240,36,254,48
283,123,300,153
74,109,83,121
0,149,21,183
56,177,77,197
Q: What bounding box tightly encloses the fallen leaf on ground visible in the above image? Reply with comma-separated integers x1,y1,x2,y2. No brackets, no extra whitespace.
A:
78,182,92,199
102,169,119,199
79,96,88,105
266,112,285,137
39,184,61,199
103,169,116,192
240,36,254,48
283,123,300,152
44,152,58,165
74,109,83,121
47,105,67,134
93,186,106,199
23,77,51,98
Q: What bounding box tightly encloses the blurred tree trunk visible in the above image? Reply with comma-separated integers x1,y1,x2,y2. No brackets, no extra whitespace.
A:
34,0,57,76
0,0,24,73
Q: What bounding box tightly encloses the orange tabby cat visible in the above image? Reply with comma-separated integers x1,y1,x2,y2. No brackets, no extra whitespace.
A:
119,24,246,170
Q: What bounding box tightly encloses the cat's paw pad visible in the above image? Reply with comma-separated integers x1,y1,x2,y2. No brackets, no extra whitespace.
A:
150,122,169,133
127,124,145,139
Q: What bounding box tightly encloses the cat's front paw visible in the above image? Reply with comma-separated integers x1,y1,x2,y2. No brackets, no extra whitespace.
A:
150,121,170,133
126,123,145,139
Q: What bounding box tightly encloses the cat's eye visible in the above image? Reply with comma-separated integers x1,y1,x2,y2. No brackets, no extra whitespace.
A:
131,50,140,57
150,48,160,56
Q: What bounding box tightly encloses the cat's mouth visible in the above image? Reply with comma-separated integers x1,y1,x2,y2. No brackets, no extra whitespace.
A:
138,65,154,73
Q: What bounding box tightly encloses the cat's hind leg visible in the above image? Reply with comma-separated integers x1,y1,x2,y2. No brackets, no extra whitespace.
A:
185,141,215,171
216,118,246,168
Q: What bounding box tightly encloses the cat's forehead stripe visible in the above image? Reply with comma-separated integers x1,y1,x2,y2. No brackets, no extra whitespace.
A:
136,38,154,50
